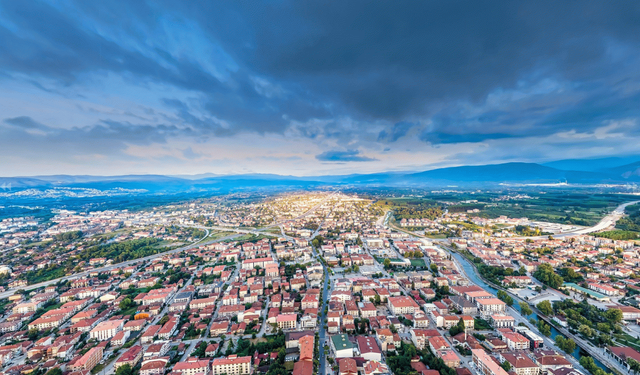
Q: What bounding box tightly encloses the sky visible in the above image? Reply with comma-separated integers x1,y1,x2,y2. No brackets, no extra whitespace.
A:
1,1,640,177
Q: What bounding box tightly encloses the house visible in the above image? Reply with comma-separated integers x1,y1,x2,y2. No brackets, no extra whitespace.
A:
294,361,314,375
115,345,144,370
532,350,573,374
286,331,315,349
175,359,211,375
605,346,640,373
70,346,103,372
300,314,317,329
617,306,640,321
141,325,162,344
331,334,354,358
476,298,506,317
145,341,171,359
339,358,358,375
411,329,439,350
499,353,540,375
472,349,509,375
301,294,319,309
360,302,377,318
90,319,125,341
357,336,382,362
376,328,395,351
111,330,131,347
211,355,252,375
363,360,389,375
388,296,419,315
449,295,478,315
140,358,169,375
206,343,220,357
502,276,533,287
491,315,515,328
501,332,530,351
210,322,229,337
299,335,315,362
276,314,297,330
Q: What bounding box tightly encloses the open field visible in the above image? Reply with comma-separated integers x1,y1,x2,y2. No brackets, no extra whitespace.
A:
378,190,640,226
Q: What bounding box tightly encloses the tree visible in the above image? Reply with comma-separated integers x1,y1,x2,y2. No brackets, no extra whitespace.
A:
596,322,611,333
628,358,640,374
537,320,551,337
605,308,623,325
383,258,392,268
497,290,514,306
119,298,133,310
537,300,553,316
579,324,594,338
500,361,512,372
449,318,466,337
555,335,576,354
533,263,564,289
116,364,134,375
159,315,170,325
311,235,324,248
519,302,533,316
518,266,527,275
430,263,438,273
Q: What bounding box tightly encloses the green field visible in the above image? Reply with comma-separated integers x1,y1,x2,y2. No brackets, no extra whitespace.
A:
378,191,639,227
410,259,426,267
208,231,236,240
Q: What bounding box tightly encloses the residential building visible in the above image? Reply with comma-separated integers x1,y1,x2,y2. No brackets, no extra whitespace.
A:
211,355,252,375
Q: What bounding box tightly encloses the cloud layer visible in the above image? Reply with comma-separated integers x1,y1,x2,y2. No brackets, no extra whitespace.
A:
1,0,640,176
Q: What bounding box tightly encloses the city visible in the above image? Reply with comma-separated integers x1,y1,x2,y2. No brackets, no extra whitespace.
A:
2,2,640,375
0,191,639,375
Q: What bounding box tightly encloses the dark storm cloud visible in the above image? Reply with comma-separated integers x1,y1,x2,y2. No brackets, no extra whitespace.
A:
1,0,640,154
1,116,182,156
316,150,377,162
378,122,415,142
185,1,640,116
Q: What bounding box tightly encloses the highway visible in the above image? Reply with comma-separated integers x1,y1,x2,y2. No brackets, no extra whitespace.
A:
386,200,640,241
511,200,640,240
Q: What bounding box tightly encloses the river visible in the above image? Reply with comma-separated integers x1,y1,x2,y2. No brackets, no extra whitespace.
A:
450,251,610,371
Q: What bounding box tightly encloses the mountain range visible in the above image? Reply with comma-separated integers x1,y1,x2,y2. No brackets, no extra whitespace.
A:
2,158,640,193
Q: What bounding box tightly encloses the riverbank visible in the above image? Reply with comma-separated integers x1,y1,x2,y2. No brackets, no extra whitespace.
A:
443,245,619,375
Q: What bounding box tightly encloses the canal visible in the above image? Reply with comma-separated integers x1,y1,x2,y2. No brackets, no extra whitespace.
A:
450,251,610,372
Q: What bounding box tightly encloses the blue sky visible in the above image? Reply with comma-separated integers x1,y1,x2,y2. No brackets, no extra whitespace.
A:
1,1,640,176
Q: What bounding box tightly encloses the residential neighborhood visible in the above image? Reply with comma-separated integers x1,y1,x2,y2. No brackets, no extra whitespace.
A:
0,192,639,375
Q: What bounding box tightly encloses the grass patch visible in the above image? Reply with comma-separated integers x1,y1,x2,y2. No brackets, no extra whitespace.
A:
208,231,236,240
410,259,426,267
613,333,640,351
285,362,295,371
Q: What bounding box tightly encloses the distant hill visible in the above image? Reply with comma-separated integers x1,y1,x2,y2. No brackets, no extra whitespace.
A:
402,162,616,185
2,159,640,193
600,161,640,180
543,156,640,172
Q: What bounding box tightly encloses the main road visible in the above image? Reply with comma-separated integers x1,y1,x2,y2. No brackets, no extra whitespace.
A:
386,199,640,241
511,199,640,240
